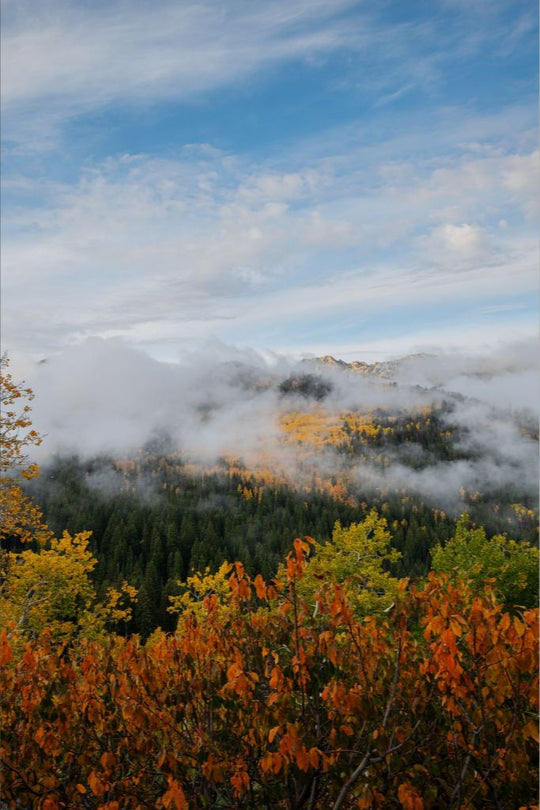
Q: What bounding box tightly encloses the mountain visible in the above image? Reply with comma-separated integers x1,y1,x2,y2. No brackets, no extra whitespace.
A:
304,353,438,380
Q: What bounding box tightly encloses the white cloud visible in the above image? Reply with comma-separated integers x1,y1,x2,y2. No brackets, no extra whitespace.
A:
302,323,538,365
2,135,537,357
422,223,488,259
225,246,536,336
3,0,535,154
1,0,363,148
8,336,537,516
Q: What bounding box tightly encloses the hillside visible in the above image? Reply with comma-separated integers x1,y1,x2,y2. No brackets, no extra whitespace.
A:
23,388,538,638
1,354,538,809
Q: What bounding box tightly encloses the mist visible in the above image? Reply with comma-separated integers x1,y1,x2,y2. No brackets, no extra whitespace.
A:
9,336,538,512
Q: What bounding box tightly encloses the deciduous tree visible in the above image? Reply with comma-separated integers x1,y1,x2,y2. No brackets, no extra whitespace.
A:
431,513,539,607
0,355,51,548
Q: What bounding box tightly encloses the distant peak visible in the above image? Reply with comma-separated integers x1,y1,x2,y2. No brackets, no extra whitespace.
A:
317,355,348,367
306,354,394,378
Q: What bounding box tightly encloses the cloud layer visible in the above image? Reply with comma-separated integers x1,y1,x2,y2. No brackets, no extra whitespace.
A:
3,137,538,359
2,0,361,146
4,0,533,148
12,337,538,514
2,0,537,363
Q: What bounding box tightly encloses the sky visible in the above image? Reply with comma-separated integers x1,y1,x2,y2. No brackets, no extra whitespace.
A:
1,0,538,364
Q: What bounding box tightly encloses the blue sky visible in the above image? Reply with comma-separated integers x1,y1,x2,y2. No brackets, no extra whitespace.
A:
1,0,538,363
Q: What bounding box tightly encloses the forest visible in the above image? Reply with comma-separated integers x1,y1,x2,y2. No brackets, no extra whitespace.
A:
0,356,538,809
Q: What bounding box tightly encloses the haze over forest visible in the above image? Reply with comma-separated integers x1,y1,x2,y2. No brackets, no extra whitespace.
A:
10,335,539,513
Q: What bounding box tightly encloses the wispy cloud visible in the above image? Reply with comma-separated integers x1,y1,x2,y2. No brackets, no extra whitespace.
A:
3,0,536,152
2,119,537,357
1,0,365,149
1,0,537,363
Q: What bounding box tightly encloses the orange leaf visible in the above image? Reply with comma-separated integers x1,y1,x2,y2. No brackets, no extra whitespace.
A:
269,666,281,690
398,578,409,594
162,777,188,810
269,726,280,743
266,584,278,600
254,574,267,600
0,631,12,666
34,726,47,748
156,750,166,769
227,662,242,682
523,721,539,743
100,751,115,771
272,752,283,774
331,597,342,619
23,645,36,668
499,613,511,633
397,782,424,810
230,770,250,798
260,753,273,775
296,747,309,772
88,771,105,797
237,578,251,600
308,747,320,768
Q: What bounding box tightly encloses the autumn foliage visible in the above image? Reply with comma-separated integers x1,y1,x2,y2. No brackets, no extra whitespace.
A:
0,355,51,548
1,541,538,809
0,359,538,809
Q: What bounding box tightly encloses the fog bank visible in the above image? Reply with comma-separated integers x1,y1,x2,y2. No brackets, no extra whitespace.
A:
9,336,538,510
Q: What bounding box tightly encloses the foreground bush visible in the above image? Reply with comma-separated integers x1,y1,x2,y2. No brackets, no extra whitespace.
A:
1,539,538,809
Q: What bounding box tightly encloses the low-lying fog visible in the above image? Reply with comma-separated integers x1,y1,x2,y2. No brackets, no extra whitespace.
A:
9,336,539,512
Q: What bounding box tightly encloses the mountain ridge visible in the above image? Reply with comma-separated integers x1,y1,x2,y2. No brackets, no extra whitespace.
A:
303,352,438,380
